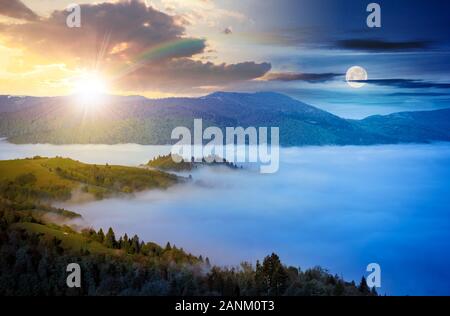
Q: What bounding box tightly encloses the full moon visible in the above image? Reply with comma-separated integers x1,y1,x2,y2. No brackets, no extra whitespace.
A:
346,66,368,88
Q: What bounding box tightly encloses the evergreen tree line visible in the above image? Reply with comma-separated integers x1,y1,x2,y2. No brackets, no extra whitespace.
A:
0,209,377,296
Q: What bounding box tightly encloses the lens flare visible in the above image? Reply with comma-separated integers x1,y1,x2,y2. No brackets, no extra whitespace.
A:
73,73,107,104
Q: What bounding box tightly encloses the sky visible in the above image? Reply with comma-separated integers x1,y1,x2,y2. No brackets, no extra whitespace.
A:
0,0,449,118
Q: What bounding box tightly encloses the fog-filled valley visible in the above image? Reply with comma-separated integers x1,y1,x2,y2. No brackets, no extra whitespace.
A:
1,139,449,295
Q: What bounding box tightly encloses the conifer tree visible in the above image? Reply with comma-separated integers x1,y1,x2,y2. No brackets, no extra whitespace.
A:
130,235,140,254
334,280,345,296
104,227,116,248
261,253,288,295
358,276,370,295
371,286,378,296
123,233,130,251
97,228,105,243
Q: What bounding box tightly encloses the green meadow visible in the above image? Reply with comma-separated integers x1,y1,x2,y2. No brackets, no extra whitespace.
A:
0,156,179,203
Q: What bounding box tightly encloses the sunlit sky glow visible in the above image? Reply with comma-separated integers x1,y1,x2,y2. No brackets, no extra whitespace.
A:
0,0,449,118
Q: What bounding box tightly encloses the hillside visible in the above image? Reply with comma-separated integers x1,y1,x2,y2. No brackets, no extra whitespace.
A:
0,156,179,203
0,208,375,296
355,108,450,142
0,92,448,146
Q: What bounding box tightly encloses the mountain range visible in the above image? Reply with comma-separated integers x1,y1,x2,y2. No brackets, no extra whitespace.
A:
0,92,449,146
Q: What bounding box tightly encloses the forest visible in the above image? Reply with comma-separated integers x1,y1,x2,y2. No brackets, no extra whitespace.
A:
1,93,449,146
0,207,377,296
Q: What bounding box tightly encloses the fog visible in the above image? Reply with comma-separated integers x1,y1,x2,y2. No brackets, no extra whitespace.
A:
0,139,171,166
1,139,449,295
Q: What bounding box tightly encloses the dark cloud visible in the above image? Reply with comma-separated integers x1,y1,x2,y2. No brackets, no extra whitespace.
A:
2,1,197,63
265,72,342,83
388,92,450,97
336,39,431,52
118,59,271,92
0,0,39,21
247,1,450,50
0,0,270,92
352,79,450,89
223,26,233,35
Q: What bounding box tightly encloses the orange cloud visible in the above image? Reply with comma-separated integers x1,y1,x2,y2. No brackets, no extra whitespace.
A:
0,0,38,21
0,0,270,95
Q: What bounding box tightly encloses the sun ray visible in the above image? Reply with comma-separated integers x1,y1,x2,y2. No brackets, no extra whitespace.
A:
73,72,108,104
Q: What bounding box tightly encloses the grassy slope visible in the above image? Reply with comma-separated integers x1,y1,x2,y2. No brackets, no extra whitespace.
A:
0,156,179,202
10,220,200,266
12,222,117,255
0,158,73,188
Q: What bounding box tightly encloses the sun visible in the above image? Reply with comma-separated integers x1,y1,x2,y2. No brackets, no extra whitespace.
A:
73,73,108,103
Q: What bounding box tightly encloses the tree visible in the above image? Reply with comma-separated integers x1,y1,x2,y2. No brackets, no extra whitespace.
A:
358,276,370,295
130,235,140,254
255,260,264,295
371,286,378,296
261,253,289,295
122,233,130,252
104,227,116,248
334,280,345,296
97,228,105,243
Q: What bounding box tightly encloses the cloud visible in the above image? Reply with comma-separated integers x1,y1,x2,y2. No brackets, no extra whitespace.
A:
0,0,39,21
0,0,270,93
117,59,271,92
223,26,232,35
150,0,247,27
264,72,342,83
388,92,450,97
2,1,197,63
352,79,450,89
336,39,430,52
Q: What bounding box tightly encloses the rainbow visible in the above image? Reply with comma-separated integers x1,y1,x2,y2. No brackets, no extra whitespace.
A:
111,38,205,80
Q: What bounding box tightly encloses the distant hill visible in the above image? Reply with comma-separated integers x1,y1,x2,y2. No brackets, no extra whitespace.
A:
148,154,194,171
354,108,450,143
0,92,449,146
147,154,240,172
